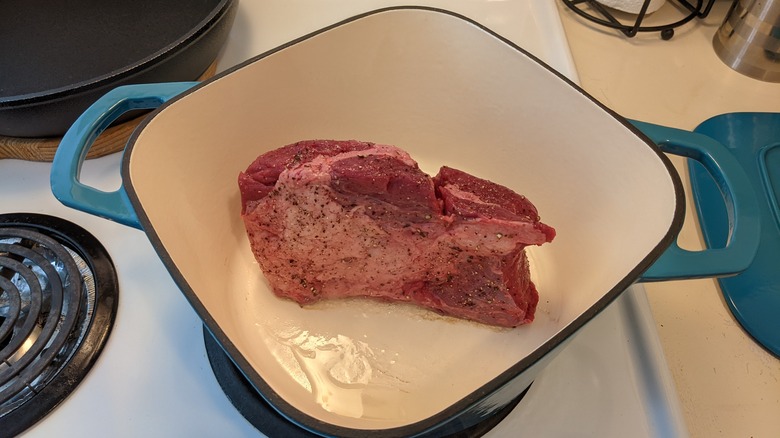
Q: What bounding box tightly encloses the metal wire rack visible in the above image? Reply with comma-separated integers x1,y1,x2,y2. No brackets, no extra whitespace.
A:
560,0,717,40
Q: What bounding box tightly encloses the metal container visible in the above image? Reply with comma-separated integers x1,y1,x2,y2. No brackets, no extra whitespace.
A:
50,8,760,437
713,0,780,82
0,0,237,138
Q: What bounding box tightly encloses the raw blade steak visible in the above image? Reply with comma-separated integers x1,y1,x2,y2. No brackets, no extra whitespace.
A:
238,140,555,327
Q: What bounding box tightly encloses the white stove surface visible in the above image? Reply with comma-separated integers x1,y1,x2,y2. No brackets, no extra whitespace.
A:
5,1,686,436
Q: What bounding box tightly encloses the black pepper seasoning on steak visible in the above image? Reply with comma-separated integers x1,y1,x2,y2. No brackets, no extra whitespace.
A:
238,140,555,327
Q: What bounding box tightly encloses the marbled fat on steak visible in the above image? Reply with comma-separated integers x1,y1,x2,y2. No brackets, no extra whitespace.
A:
238,140,555,327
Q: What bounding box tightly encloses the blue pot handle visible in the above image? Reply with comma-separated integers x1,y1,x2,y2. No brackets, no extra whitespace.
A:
630,120,760,281
52,92,758,280
51,82,199,230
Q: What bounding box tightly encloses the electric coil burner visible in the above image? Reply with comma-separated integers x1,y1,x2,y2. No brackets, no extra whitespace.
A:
0,213,118,437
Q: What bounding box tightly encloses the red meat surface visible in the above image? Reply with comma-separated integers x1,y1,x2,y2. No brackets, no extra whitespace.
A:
238,140,555,327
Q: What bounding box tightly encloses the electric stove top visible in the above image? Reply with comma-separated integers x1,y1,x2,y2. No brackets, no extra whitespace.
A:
2,2,687,436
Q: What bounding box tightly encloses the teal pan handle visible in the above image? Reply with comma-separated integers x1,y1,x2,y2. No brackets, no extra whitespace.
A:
51,82,199,230
52,95,759,278
630,120,761,281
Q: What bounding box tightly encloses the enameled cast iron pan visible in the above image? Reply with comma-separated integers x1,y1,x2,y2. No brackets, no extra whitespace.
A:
0,0,237,138
50,7,761,437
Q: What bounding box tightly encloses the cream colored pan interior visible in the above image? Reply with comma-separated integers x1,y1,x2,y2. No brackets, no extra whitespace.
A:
125,8,678,431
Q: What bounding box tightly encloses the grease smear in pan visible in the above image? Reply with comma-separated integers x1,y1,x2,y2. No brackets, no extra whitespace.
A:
235,242,557,425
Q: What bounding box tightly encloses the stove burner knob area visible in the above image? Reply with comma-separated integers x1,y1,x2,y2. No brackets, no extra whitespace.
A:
0,214,119,437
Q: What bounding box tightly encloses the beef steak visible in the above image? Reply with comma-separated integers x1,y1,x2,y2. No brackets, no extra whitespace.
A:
238,140,555,327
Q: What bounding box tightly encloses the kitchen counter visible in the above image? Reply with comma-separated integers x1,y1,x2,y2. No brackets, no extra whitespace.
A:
555,1,780,437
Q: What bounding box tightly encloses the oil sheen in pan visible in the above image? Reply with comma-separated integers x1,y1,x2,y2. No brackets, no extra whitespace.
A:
230,242,556,426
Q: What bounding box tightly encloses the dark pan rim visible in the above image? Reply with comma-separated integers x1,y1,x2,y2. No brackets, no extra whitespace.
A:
0,0,234,109
122,6,686,437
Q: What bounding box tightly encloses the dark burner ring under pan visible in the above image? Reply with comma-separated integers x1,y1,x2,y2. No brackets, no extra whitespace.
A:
204,326,530,438
0,213,118,436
